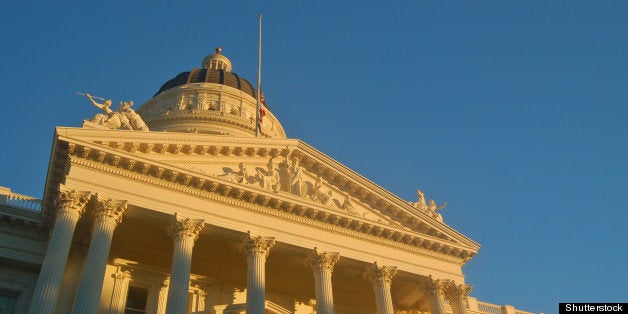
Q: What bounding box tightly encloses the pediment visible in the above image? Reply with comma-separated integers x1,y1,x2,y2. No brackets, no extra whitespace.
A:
48,127,479,263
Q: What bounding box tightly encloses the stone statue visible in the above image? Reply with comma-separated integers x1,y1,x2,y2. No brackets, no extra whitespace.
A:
219,163,248,184
288,156,303,196
413,187,446,222
414,189,428,211
85,93,148,131
258,162,280,192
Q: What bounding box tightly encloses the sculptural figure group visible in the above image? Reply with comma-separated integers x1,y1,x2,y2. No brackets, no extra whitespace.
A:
85,94,149,131
413,188,447,222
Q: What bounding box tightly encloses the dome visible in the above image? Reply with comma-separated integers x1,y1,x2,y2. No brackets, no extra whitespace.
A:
154,68,256,98
137,48,286,139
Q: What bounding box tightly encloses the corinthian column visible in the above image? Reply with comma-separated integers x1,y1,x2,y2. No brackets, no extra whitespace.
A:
240,232,275,314
425,276,447,314
29,186,90,314
73,196,127,314
445,281,473,314
362,262,397,314
165,214,205,314
304,248,339,314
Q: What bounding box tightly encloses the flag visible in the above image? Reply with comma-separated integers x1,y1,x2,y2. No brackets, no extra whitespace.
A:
259,107,266,123
259,90,267,123
260,90,267,106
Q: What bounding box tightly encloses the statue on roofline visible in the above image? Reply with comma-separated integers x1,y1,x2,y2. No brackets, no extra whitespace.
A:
413,188,446,222
80,92,149,131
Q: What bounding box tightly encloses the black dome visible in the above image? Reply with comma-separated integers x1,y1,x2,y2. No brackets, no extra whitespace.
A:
154,68,256,98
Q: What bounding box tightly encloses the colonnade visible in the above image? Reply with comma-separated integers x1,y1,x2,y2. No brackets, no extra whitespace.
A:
28,187,471,314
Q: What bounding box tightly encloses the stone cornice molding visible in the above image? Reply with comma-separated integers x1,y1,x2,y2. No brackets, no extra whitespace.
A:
45,128,479,264
304,248,340,272
54,127,477,246
168,213,205,241
63,147,472,264
0,196,47,240
240,232,275,258
363,262,397,285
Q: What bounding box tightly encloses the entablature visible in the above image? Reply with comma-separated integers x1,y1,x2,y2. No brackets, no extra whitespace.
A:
45,127,479,264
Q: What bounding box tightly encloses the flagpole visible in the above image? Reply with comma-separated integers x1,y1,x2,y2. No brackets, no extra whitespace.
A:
255,14,262,137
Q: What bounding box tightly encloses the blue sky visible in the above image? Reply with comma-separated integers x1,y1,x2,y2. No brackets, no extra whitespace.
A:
1,1,626,312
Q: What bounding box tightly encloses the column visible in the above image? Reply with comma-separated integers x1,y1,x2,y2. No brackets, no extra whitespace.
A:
304,248,339,314
73,195,127,313
109,269,132,313
240,232,275,314
362,262,397,314
156,279,170,314
445,281,473,314
29,186,90,314
425,276,447,314
165,214,204,314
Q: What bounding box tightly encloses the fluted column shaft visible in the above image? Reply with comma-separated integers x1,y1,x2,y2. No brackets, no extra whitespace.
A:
73,197,126,314
165,214,204,314
241,232,275,314
29,188,90,314
109,270,131,313
427,277,447,314
363,262,397,314
305,249,339,314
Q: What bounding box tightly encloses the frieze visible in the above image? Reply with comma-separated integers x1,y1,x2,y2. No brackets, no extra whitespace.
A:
55,139,477,262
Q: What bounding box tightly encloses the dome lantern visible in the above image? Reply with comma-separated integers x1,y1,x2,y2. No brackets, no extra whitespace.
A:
201,47,233,72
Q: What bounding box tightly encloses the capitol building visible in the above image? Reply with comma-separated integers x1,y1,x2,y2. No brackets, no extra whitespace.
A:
0,47,534,314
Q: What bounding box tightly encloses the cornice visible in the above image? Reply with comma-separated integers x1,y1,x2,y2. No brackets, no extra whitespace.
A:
0,206,47,241
53,140,476,264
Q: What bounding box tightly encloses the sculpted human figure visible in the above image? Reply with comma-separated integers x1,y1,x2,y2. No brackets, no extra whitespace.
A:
289,156,303,195
85,94,148,131
86,94,128,129
414,189,427,210
427,199,446,222
117,100,149,131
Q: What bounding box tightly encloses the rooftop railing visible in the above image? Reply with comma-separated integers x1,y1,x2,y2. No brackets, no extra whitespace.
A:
0,188,42,212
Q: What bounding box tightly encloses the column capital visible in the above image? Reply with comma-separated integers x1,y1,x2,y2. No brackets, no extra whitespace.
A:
55,185,91,215
363,262,397,285
305,247,339,271
112,269,132,280
240,232,275,257
93,194,127,224
444,281,472,299
423,276,448,297
168,213,205,241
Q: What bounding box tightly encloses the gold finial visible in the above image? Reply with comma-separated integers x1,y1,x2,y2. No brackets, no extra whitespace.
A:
215,47,222,54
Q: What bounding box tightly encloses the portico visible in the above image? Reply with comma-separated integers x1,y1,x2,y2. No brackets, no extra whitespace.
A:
23,48,483,314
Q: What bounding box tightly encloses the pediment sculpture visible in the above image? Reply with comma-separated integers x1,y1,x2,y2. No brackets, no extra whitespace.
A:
81,92,149,131
412,188,447,222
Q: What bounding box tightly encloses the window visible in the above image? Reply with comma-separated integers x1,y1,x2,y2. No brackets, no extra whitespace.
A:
124,286,148,314
0,291,18,314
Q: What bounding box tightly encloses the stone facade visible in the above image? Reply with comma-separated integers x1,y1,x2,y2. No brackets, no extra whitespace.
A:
0,48,535,314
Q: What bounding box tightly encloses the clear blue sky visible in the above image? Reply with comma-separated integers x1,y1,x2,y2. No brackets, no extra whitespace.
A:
1,1,626,313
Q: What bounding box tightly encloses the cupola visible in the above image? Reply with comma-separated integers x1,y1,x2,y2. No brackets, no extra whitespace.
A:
136,47,285,138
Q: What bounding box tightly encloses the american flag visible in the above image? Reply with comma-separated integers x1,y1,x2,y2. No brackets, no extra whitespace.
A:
259,90,267,123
